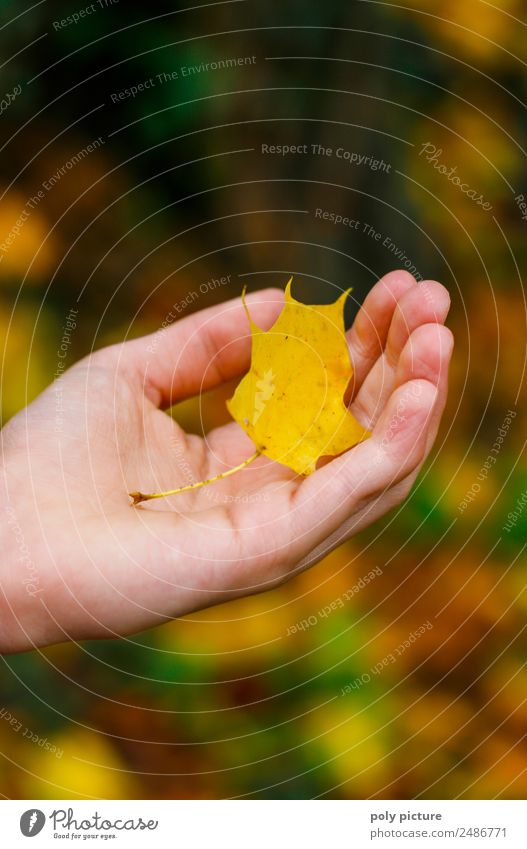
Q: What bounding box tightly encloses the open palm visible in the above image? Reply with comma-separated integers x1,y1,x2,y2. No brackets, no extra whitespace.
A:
0,270,452,653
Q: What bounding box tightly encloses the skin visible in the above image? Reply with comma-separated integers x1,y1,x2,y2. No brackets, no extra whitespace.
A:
0,270,453,653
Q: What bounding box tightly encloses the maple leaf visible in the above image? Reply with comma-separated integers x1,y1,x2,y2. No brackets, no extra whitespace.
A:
130,278,370,504
227,278,370,475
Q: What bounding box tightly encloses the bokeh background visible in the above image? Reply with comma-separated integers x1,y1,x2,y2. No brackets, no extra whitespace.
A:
1,0,526,799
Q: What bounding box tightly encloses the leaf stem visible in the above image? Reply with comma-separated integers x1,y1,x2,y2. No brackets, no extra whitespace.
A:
129,450,261,506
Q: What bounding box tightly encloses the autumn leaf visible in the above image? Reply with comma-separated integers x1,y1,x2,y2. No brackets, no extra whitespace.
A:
226,277,370,475
130,278,369,504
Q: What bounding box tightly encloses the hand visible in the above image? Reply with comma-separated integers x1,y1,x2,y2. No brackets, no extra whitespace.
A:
0,270,452,652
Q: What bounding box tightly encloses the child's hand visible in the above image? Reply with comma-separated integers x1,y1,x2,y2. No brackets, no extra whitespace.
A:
0,270,452,652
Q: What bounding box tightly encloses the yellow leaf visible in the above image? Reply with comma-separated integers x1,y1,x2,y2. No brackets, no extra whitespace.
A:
227,278,370,475
129,278,371,505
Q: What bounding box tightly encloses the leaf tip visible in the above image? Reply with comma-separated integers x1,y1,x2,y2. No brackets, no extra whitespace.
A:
240,285,250,321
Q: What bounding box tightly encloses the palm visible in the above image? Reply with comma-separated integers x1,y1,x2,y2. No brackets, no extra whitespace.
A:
65,371,296,512
1,271,452,651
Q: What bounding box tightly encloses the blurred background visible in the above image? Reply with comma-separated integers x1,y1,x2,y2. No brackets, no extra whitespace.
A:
1,0,526,799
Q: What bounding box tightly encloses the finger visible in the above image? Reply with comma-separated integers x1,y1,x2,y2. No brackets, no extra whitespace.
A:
351,280,451,426
384,280,451,365
300,325,454,566
288,378,438,556
346,269,417,393
122,288,284,408
394,322,454,454
323,326,454,551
